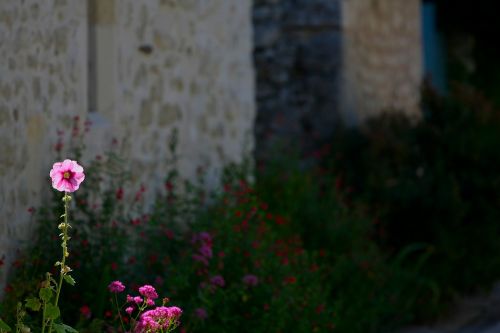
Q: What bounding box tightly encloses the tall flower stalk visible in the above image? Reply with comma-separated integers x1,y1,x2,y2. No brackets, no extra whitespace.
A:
42,160,85,333
44,192,73,333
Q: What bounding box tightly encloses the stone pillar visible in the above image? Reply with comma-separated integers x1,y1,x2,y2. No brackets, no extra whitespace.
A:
253,0,342,156
340,0,423,124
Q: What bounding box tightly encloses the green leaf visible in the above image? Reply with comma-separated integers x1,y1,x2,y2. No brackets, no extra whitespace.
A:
53,324,65,333
39,287,52,302
63,275,76,286
45,304,60,320
25,297,41,311
53,323,78,333
0,318,12,332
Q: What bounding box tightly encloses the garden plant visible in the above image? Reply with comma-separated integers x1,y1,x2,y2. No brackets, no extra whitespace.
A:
0,157,183,333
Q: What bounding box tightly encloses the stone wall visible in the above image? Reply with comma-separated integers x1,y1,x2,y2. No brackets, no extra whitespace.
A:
253,0,342,156
340,0,423,123
0,0,88,288
0,0,255,289
253,0,423,154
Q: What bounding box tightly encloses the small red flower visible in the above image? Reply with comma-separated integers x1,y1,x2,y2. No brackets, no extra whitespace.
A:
164,229,174,239
80,305,92,319
241,220,249,229
165,181,174,192
116,188,124,200
54,142,63,152
275,216,286,225
128,256,137,265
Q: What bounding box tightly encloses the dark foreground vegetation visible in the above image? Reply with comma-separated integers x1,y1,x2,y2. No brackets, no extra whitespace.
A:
1,86,499,332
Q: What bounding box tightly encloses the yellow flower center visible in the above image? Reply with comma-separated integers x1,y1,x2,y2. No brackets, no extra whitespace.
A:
63,171,71,179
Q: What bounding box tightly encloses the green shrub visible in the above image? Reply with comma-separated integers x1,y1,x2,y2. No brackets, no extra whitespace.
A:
256,153,440,331
1,151,334,332
328,84,500,296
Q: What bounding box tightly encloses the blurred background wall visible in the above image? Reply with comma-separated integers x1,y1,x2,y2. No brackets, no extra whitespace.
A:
340,0,422,124
253,0,423,157
253,0,342,156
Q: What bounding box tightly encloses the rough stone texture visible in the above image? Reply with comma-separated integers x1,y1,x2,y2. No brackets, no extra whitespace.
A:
340,0,423,124
253,0,342,156
0,0,255,290
104,0,255,188
252,0,423,155
0,0,88,289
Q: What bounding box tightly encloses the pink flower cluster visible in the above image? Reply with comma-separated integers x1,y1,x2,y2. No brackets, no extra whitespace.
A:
135,306,182,333
108,280,125,293
191,232,213,266
139,285,159,300
108,281,182,332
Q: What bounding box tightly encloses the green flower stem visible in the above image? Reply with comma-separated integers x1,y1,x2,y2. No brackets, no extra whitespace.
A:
48,192,71,333
54,194,70,307
114,293,126,333
41,299,47,333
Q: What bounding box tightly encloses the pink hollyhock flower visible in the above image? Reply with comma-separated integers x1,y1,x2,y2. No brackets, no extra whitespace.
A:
139,285,158,300
49,159,85,192
242,274,259,287
108,280,125,293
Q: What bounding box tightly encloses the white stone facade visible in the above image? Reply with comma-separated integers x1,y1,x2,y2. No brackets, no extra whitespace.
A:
0,0,255,286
